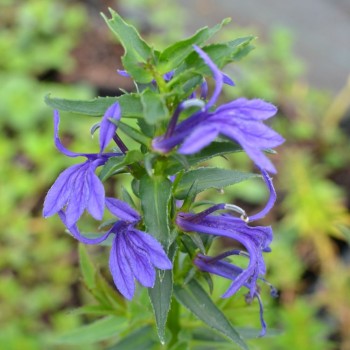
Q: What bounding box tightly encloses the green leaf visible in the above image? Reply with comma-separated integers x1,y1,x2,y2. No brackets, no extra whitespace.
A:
54,316,126,344
99,150,143,181
139,175,172,248
102,9,154,83
178,37,255,75
77,243,123,309
192,327,230,343
174,167,259,199
140,89,169,124
167,73,203,101
78,244,96,290
174,280,247,349
166,141,242,175
118,121,151,146
94,271,126,310
121,186,136,208
107,325,157,350
45,93,143,118
148,269,173,344
158,18,231,73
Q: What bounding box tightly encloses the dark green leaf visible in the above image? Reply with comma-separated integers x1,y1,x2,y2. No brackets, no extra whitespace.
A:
174,167,259,199
140,89,169,124
54,316,126,344
140,176,173,343
118,121,151,146
174,280,247,349
139,175,172,248
158,18,231,73
102,9,154,83
181,232,206,254
45,94,143,118
107,325,157,350
131,178,140,197
166,141,242,175
148,269,173,344
99,150,143,181
192,327,231,343
137,118,156,137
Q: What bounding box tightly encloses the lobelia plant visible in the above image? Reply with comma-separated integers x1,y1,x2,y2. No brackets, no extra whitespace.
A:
44,9,284,349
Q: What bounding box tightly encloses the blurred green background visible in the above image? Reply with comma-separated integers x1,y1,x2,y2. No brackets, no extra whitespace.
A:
1,0,350,349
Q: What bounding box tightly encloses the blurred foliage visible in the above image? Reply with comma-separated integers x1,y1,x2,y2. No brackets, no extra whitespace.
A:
0,1,95,349
2,0,350,349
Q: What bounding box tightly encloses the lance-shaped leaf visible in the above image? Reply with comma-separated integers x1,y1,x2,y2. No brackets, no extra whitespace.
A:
118,121,151,146
174,167,259,199
45,94,143,118
182,37,255,73
102,9,154,83
139,175,172,248
158,18,231,73
148,269,173,344
174,279,247,349
54,316,127,345
148,244,176,344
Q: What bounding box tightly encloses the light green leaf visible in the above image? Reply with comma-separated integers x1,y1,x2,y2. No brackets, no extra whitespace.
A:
174,167,259,199
182,37,255,73
158,18,231,73
102,9,154,83
78,244,96,290
140,89,169,124
139,175,172,248
45,93,143,117
54,316,126,344
174,280,247,349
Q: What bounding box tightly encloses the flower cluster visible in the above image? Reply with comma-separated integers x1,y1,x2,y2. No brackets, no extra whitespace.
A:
176,170,277,336
43,32,283,340
43,107,172,300
153,46,284,174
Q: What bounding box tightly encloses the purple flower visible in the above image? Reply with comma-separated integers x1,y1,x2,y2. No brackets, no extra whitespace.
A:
194,252,278,336
58,198,172,300
99,101,121,153
176,210,273,335
176,170,277,335
43,109,122,228
176,169,275,292
177,209,273,295
152,46,284,174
